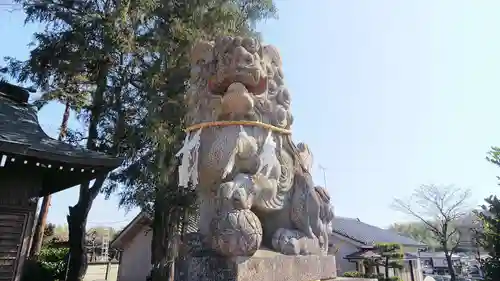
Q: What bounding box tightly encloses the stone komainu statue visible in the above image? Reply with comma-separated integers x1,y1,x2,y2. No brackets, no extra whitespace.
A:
176,36,334,257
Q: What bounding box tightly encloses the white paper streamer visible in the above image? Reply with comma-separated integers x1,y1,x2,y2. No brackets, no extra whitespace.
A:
222,126,250,179
256,130,278,177
188,129,202,186
175,129,203,188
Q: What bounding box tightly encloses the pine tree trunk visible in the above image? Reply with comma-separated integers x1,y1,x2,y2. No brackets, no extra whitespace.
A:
29,195,51,258
151,199,167,281
65,57,108,281
66,204,89,281
151,203,178,281
65,178,103,281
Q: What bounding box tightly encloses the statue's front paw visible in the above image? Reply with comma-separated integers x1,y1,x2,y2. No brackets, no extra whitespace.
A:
272,228,300,255
272,228,322,256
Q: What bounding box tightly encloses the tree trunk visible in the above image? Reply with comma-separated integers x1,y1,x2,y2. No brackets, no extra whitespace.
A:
444,250,456,281
30,101,71,257
151,198,167,281
64,52,109,281
29,194,51,258
151,200,179,281
65,178,103,281
66,204,89,281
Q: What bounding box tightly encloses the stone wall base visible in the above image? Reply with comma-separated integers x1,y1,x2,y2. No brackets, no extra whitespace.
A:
176,249,336,281
334,277,378,281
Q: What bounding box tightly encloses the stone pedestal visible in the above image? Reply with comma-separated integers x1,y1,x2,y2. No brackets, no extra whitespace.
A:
335,277,378,281
176,249,336,281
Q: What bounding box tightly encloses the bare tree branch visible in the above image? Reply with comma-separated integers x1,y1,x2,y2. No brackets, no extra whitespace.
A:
450,228,462,253
392,198,441,236
392,184,470,281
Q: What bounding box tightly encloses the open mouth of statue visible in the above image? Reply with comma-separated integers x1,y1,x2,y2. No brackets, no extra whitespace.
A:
208,67,268,96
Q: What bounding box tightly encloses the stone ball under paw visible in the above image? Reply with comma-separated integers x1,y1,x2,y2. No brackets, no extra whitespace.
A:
210,209,263,257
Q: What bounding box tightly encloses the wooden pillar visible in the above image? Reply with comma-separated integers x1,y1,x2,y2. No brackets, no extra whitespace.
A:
29,195,51,258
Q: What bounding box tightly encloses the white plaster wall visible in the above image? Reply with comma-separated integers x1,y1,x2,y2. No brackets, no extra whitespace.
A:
329,235,359,275
117,227,152,281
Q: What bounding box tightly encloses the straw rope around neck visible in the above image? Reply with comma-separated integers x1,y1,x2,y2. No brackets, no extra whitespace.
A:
177,120,291,188
184,120,292,135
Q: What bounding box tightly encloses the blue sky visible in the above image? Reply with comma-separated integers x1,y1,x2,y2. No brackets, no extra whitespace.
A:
1,0,500,229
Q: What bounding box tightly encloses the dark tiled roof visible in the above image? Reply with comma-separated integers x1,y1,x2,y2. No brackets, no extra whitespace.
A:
0,82,123,195
345,249,381,260
345,248,419,261
0,88,122,167
331,217,426,247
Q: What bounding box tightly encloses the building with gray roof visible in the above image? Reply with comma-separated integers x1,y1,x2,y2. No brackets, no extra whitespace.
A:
329,217,426,281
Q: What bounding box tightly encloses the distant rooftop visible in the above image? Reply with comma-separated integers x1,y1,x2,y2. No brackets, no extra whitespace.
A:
413,252,461,258
331,217,427,247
